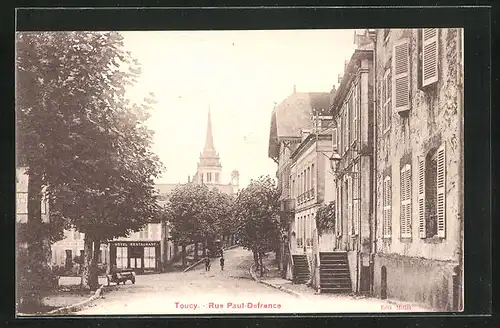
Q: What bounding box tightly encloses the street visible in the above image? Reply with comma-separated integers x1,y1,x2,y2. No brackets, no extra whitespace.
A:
75,247,427,315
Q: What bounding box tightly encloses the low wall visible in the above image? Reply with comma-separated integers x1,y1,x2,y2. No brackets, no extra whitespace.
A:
373,253,459,311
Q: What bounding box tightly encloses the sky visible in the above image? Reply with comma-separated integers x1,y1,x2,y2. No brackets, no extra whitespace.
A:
120,30,356,189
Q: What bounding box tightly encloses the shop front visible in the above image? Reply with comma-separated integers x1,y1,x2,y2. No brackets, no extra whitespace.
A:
109,241,161,274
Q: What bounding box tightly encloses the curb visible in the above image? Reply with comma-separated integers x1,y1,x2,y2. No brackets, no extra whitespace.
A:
249,263,304,299
46,284,104,315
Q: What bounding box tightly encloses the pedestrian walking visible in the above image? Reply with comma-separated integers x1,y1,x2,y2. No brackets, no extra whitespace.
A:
220,257,225,271
204,256,211,271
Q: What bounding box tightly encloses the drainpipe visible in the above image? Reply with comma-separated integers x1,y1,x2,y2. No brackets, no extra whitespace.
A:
368,29,378,296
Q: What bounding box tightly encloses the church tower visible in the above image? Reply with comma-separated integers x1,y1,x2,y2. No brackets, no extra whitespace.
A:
196,107,222,185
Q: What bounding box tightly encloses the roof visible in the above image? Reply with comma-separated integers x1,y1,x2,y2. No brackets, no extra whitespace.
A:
155,183,181,196
268,91,330,159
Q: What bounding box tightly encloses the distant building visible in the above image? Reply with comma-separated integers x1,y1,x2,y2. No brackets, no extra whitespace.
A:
267,85,332,281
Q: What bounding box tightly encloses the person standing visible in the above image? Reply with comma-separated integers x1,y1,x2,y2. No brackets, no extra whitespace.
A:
204,256,211,271
219,257,225,271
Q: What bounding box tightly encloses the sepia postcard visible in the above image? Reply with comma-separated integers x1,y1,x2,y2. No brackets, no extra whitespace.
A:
15,27,464,316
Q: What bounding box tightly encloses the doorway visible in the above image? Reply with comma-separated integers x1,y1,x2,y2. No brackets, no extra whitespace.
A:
129,246,144,271
381,266,388,299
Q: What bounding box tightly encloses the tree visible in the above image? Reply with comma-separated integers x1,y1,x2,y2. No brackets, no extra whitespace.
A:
16,31,163,294
315,201,336,236
233,175,280,277
167,184,234,265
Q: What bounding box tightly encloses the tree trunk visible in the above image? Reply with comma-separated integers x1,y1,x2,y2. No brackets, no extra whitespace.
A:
194,239,199,261
24,172,52,309
89,240,100,290
181,244,186,267
253,248,259,269
259,252,264,277
81,235,94,290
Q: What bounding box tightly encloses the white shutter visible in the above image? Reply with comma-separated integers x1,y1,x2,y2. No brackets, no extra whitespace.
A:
437,144,446,238
400,166,406,237
393,39,410,114
422,28,439,87
383,176,392,238
418,157,426,238
406,167,412,237
401,165,412,238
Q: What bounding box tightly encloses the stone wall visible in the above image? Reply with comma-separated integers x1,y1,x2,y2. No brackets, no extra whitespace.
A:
373,253,458,311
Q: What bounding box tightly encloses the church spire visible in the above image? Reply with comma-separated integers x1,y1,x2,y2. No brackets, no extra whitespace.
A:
204,106,215,151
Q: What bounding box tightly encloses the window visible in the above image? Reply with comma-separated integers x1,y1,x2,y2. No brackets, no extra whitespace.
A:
422,28,439,87
400,164,412,238
80,249,84,259
292,179,295,198
306,167,311,192
140,225,149,239
311,164,315,192
393,38,410,114
207,173,212,182
353,86,359,144
116,246,128,269
98,250,103,263
73,229,79,240
344,107,349,153
332,127,338,150
382,69,392,132
382,176,392,238
336,187,342,236
347,177,353,236
215,172,219,182
144,247,156,268
348,94,353,144
353,165,359,235
419,144,446,238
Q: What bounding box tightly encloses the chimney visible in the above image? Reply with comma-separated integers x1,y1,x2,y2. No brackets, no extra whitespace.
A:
188,175,191,183
293,85,296,93
338,73,343,84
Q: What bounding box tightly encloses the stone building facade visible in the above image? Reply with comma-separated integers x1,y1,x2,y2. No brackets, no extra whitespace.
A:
330,36,375,294
372,28,464,311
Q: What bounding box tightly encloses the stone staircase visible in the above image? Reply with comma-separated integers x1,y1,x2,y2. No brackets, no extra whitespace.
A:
319,252,352,294
292,254,310,284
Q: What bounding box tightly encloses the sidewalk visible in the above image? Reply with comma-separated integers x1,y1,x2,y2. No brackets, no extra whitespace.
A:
250,253,433,313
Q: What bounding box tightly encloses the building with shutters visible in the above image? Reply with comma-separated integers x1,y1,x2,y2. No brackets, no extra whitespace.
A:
329,30,375,295
372,28,464,311
267,85,332,282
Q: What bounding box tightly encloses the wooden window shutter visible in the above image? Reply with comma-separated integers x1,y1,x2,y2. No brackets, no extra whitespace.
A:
393,39,410,114
418,157,426,238
437,144,446,238
422,28,439,87
383,176,392,238
401,165,412,238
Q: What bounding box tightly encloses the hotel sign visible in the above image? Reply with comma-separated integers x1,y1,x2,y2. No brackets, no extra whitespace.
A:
112,241,159,247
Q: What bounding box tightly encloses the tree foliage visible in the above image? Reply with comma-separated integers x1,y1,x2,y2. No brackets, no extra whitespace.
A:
232,175,280,276
16,31,163,292
167,183,234,263
315,201,336,236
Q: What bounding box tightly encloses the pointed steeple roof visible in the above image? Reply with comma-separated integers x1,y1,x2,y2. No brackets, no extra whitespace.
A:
199,106,221,167
204,107,215,151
